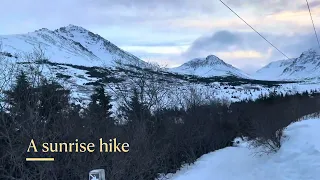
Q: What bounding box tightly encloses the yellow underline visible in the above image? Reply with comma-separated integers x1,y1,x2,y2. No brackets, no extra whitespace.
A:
26,158,55,162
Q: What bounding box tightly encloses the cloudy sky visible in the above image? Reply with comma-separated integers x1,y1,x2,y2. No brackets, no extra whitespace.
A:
1,0,320,73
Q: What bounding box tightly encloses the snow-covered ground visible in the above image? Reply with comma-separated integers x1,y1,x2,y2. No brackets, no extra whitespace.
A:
162,118,320,180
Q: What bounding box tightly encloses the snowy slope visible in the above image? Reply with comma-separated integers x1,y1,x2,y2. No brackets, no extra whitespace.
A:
2,47,320,113
255,49,320,80
253,59,294,80
170,55,251,79
164,118,320,180
0,25,146,67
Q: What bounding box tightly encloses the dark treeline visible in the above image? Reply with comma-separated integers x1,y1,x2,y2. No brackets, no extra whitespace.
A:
1,72,320,180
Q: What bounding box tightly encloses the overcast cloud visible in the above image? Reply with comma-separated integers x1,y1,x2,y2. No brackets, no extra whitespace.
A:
1,0,320,73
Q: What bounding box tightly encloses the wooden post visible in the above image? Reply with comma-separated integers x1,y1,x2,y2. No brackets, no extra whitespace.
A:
89,169,106,180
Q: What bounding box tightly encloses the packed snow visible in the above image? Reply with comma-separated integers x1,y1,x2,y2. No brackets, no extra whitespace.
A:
162,118,320,180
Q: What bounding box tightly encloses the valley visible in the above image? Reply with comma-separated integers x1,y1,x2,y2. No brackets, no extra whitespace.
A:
1,25,320,112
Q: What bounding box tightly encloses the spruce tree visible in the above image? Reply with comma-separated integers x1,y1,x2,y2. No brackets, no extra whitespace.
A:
5,71,36,127
36,79,70,122
84,86,114,136
120,88,152,126
6,71,33,113
87,86,113,120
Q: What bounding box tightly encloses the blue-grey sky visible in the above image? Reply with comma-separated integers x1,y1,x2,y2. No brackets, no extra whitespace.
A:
1,0,320,73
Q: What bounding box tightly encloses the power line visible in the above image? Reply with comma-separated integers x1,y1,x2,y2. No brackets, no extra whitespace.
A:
306,0,320,50
219,0,291,60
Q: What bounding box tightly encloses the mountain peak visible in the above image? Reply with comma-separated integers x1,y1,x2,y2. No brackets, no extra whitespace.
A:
184,55,226,68
296,48,320,63
206,54,220,60
300,48,319,58
66,24,82,28
55,24,89,34
66,24,87,31
170,54,249,78
34,27,51,33
205,55,225,64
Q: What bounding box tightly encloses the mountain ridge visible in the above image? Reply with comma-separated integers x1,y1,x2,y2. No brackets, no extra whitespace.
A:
1,24,320,82
254,49,320,80
0,24,147,68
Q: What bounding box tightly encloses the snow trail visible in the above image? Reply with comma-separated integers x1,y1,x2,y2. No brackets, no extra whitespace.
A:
165,118,320,180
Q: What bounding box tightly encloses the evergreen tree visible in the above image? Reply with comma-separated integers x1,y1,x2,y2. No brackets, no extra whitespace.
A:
84,86,114,136
4,71,36,131
119,88,152,127
36,79,70,123
6,71,34,113
86,86,113,120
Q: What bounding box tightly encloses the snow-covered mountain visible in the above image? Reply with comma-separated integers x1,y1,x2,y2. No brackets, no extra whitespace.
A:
254,49,320,80
1,25,320,110
170,55,251,79
2,25,319,82
0,24,146,67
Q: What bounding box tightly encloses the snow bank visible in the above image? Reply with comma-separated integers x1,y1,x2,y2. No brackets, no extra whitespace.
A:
164,118,320,180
